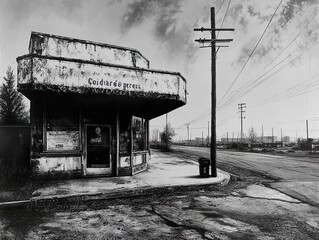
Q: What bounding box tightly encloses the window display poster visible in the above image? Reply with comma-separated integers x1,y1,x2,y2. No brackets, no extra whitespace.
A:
87,126,109,146
47,131,80,151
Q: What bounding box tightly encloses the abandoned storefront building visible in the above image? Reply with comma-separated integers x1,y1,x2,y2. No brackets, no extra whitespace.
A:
17,32,187,179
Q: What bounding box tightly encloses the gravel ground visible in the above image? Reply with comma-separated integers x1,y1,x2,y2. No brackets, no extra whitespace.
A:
1,150,318,239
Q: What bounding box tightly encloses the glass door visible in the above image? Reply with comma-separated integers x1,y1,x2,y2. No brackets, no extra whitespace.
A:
85,124,112,176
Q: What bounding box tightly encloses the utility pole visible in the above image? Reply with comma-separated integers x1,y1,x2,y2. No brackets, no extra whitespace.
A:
306,120,309,149
232,132,234,143
272,127,274,148
262,125,264,145
202,131,204,146
187,124,190,145
194,7,234,177
207,121,210,147
227,132,228,143
238,103,246,146
281,128,283,147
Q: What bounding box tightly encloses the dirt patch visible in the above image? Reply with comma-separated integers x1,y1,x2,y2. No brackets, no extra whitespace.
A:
0,180,44,203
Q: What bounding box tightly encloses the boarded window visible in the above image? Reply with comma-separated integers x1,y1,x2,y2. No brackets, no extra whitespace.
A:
46,105,80,151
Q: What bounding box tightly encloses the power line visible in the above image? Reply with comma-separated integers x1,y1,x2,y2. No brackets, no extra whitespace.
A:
218,0,284,105
249,70,319,107
217,0,232,39
261,74,319,102
217,0,232,37
218,47,299,108
217,11,318,108
215,0,227,16
218,38,319,109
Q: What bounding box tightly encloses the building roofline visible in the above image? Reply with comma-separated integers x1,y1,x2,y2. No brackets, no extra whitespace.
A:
29,31,150,64
16,54,187,83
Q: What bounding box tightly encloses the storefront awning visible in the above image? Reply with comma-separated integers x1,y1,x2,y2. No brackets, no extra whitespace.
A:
17,33,187,119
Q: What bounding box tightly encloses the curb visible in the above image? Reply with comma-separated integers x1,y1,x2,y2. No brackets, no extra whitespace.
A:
30,178,230,207
0,172,230,209
0,200,30,209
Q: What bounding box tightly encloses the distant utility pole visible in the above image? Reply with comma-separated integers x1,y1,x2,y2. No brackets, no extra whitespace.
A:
202,131,204,146
281,128,283,147
232,132,234,143
187,124,190,145
238,103,246,145
306,120,309,149
194,7,234,177
262,125,264,145
207,121,210,146
272,127,274,147
227,132,228,143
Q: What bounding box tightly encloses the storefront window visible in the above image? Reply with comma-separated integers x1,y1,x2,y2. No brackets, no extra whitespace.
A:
119,117,130,156
132,116,146,152
119,131,130,155
46,104,80,151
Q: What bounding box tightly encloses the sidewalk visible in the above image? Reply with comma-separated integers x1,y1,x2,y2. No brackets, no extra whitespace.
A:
3,150,230,206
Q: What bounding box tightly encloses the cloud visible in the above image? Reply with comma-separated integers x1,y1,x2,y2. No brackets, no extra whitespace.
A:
121,0,155,32
229,0,319,66
0,0,84,27
120,0,198,71
278,0,317,27
121,0,183,39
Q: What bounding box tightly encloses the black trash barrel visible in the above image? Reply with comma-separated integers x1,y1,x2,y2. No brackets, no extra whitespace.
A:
198,157,210,178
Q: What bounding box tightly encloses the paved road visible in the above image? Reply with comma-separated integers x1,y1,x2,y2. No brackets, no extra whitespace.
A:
172,145,319,206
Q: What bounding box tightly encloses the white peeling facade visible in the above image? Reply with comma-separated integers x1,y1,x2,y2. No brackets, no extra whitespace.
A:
17,32,187,179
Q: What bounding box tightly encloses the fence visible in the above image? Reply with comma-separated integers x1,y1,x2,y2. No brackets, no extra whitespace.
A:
0,126,30,185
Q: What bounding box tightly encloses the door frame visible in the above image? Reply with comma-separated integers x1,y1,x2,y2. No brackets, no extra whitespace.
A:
83,124,112,176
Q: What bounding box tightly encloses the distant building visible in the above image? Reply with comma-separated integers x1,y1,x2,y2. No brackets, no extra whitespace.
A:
256,136,277,144
151,129,160,142
283,136,290,145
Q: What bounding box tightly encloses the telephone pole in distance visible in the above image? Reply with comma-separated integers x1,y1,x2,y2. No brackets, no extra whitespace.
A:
238,103,246,146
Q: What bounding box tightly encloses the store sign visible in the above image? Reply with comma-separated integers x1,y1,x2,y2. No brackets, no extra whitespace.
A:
26,57,186,101
47,131,80,151
88,78,142,91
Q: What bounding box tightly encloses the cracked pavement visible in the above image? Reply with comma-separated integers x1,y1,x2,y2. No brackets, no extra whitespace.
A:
0,182,318,239
0,150,318,239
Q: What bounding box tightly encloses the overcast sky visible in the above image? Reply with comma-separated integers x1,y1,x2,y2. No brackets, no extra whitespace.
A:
1,0,319,141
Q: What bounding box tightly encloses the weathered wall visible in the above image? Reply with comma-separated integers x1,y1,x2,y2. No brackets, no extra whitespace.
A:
29,32,150,69
29,97,82,179
132,152,150,175
31,156,81,179
30,97,44,158
0,126,30,185
17,56,187,103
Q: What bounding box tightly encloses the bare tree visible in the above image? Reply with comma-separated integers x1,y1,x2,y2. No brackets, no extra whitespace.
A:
248,127,257,150
160,123,176,150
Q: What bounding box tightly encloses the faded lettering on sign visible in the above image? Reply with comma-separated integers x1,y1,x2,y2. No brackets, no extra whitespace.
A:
47,131,80,151
88,78,142,91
